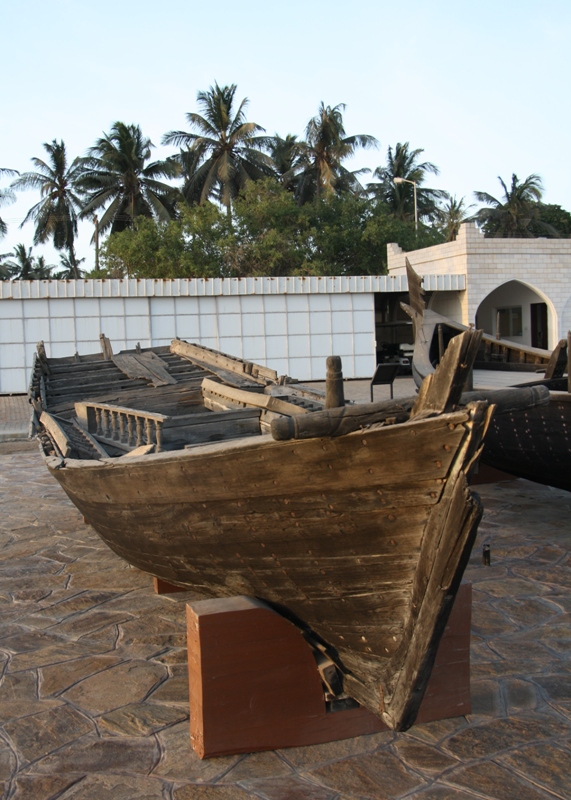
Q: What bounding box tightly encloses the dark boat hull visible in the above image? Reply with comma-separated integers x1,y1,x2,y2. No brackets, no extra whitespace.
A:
480,392,571,491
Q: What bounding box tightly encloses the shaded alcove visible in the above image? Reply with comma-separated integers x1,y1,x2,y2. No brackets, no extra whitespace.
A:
475,280,555,349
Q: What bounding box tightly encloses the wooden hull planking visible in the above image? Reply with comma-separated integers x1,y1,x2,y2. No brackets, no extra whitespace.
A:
47,399,490,728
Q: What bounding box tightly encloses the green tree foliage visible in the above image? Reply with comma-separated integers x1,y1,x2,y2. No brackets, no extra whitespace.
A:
268,134,305,194
11,141,85,275
80,122,179,235
364,204,445,270
294,104,377,204
163,84,274,211
98,203,233,279
368,142,445,222
55,251,86,279
474,174,557,238
0,168,18,238
434,194,475,241
528,203,571,237
1,243,55,279
95,181,447,279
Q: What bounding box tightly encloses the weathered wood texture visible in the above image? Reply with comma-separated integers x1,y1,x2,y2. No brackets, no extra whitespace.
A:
112,352,177,387
186,584,471,758
325,356,345,409
271,398,414,441
411,330,483,418
171,338,278,386
51,401,488,729
405,258,426,317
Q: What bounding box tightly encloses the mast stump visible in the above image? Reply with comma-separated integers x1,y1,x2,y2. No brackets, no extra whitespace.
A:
186,584,472,758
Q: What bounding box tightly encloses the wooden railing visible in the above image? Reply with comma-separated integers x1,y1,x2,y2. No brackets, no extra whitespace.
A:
75,402,168,452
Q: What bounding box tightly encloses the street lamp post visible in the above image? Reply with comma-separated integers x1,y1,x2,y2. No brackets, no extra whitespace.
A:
393,177,418,232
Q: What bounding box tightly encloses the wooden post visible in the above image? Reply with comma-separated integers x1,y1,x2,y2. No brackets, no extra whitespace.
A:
155,420,163,453
186,585,471,759
325,356,345,409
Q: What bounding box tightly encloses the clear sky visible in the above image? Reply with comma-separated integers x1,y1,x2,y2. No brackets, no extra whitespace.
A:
1,0,569,270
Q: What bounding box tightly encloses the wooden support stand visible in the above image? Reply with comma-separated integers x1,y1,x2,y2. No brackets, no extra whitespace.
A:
186,584,472,759
153,577,188,595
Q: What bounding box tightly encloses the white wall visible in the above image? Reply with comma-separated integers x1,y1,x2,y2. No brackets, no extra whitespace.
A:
0,279,383,392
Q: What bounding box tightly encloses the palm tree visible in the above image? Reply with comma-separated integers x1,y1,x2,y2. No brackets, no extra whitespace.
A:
11,141,84,264
1,243,54,279
269,134,304,193
368,142,445,222
163,83,275,211
55,251,86,279
294,103,377,204
79,122,179,235
0,168,19,238
435,194,475,241
474,174,556,238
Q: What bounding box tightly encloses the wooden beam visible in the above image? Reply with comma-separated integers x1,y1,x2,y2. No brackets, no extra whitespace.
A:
201,378,310,417
171,339,278,385
40,411,72,458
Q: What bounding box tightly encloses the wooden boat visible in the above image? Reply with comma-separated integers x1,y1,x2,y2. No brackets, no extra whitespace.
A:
29,331,542,730
403,260,571,492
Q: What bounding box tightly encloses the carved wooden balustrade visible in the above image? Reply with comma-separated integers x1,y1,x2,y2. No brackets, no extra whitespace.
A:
75,402,168,453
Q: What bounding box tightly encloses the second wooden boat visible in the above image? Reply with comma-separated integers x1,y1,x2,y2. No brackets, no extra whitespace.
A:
403,260,571,492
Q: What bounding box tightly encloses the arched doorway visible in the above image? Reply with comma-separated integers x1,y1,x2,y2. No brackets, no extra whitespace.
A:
475,280,556,349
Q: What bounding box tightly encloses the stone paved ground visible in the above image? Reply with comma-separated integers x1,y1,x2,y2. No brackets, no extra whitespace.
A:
0,396,30,442
0,444,570,800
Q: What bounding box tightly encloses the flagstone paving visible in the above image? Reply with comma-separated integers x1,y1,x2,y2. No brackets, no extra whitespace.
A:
0,444,570,800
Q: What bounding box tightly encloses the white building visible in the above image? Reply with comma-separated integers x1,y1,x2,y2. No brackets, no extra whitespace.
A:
387,222,571,351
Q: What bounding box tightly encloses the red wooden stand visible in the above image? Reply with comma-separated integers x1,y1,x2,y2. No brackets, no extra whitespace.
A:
186,584,472,759
153,577,188,594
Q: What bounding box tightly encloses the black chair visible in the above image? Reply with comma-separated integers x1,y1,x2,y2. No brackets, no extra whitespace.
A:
369,363,400,402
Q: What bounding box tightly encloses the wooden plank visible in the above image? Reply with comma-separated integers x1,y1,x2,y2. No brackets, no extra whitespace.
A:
99,333,114,360
411,329,483,417
163,408,261,429
201,378,311,417
71,420,109,458
405,257,426,316
171,339,278,385
40,411,72,458
119,444,155,458
113,352,177,387
544,339,568,380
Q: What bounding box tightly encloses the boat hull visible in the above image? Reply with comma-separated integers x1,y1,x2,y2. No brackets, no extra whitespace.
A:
480,392,571,491
47,404,486,728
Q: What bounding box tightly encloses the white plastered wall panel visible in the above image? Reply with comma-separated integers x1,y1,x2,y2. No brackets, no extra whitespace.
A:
0,275,449,391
